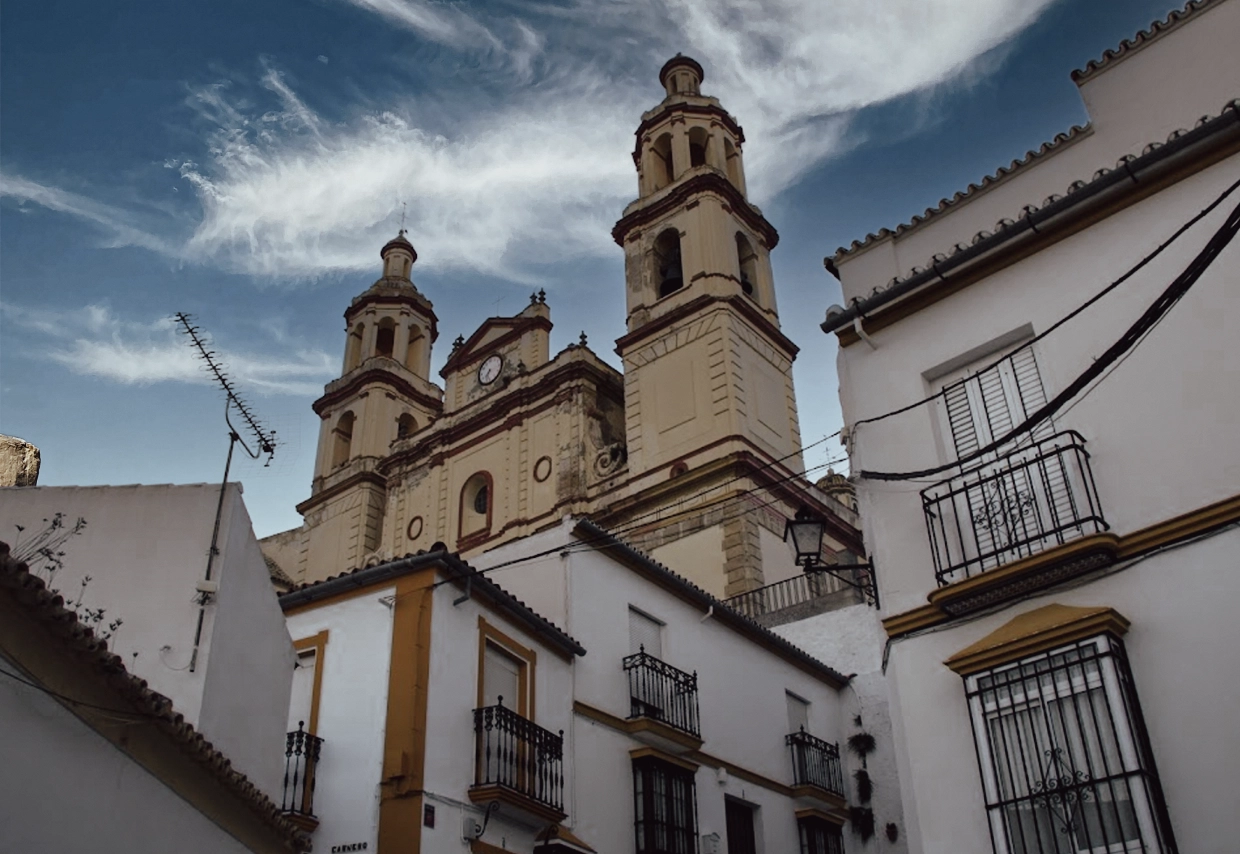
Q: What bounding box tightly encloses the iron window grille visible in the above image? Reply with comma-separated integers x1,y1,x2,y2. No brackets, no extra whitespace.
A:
633,755,698,854
787,729,845,797
624,648,701,738
798,816,845,854
922,431,1107,586
281,721,323,818
964,634,1177,854
472,700,565,813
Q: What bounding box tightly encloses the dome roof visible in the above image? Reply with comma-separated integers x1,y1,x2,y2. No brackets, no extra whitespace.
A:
380,231,417,264
658,55,704,89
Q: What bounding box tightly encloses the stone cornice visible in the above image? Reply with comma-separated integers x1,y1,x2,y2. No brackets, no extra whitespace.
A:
439,315,554,378
312,366,445,417
615,291,798,361
612,170,778,249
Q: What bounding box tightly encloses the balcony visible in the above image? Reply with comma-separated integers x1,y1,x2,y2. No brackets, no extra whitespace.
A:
280,722,323,831
623,649,701,752
922,432,1110,597
471,701,566,823
724,569,861,628
787,729,846,809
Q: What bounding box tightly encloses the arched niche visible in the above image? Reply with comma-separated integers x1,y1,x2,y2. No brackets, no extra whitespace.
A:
459,472,493,542
653,229,684,299
396,413,417,440
331,411,355,469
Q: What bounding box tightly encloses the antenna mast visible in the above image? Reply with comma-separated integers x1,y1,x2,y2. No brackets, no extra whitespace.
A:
174,312,277,671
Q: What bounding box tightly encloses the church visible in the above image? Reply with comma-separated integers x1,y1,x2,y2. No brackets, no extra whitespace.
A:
261,55,862,602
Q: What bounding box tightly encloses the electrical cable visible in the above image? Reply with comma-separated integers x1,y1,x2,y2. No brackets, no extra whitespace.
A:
860,191,1240,482
848,176,1240,433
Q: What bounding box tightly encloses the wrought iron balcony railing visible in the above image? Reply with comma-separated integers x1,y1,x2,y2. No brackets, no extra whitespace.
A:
281,722,323,819
473,701,565,813
724,569,856,624
921,431,1108,586
623,649,701,738
787,729,844,797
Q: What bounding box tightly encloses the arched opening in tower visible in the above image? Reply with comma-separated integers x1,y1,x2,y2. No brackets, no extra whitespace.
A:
650,133,674,191
689,127,708,169
396,413,417,440
405,326,425,374
375,318,396,359
654,229,684,298
724,138,742,190
736,233,759,298
345,323,364,372
331,411,355,468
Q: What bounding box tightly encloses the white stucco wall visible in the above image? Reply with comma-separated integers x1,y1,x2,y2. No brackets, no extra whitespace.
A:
285,587,396,853
0,651,254,854
0,483,294,796
482,519,852,853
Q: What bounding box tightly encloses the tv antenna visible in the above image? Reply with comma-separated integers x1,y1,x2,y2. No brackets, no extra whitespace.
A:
174,312,277,671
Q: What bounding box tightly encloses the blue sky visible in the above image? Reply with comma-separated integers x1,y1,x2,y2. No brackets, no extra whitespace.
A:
1,0,1183,538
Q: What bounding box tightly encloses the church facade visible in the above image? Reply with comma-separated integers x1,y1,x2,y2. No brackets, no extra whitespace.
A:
262,56,862,601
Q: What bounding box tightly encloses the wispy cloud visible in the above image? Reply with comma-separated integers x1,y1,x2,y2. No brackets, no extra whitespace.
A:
0,174,175,256
1,303,335,396
7,0,1057,282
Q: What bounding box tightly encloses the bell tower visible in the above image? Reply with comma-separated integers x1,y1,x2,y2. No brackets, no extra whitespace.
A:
613,56,803,480
297,232,445,581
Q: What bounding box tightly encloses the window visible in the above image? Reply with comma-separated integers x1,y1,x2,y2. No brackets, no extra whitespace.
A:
689,127,709,169
964,634,1176,854
459,472,492,542
726,798,758,854
939,345,1052,459
482,641,523,711
633,756,697,854
629,607,664,659
650,133,674,191
287,648,317,734
799,816,845,854
787,691,810,734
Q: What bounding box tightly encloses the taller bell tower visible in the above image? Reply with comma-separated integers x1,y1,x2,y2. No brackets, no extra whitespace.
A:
613,56,803,482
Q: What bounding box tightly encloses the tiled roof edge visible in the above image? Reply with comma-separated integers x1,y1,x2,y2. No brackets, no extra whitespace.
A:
572,519,851,688
0,543,309,852
1071,0,1224,83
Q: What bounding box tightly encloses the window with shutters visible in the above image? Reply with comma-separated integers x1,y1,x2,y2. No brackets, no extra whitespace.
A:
798,815,845,854
787,691,810,734
923,344,1107,582
629,607,664,659
726,798,759,854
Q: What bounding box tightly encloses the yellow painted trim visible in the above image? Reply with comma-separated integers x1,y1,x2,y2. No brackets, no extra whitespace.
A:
573,701,797,797
378,569,436,854
629,746,700,773
477,615,537,719
790,784,848,811
795,806,847,826
292,630,328,735
467,783,566,824
573,700,705,751
283,582,393,616
945,604,1130,676
883,492,1240,639
925,533,1120,611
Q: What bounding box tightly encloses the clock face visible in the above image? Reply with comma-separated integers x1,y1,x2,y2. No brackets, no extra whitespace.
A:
478,354,503,385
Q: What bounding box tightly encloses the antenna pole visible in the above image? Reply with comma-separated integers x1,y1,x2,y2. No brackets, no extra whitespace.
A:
174,312,277,672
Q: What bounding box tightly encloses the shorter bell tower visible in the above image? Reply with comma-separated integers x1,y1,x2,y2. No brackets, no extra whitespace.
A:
297,232,445,581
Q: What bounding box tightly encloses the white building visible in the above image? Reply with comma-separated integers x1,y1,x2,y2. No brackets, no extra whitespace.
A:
280,516,860,854
821,2,1240,852
0,542,305,854
0,482,296,799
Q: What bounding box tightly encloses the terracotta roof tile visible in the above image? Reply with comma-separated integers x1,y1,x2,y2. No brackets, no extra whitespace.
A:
1071,0,1224,82
0,542,309,852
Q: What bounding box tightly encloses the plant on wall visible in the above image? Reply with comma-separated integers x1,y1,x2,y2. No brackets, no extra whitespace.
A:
847,717,878,843
12,514,122,645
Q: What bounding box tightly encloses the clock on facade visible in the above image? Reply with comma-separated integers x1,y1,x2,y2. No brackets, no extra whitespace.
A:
478,354,503,385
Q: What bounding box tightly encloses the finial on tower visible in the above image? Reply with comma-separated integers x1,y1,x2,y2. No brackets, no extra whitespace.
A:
659,54,703,97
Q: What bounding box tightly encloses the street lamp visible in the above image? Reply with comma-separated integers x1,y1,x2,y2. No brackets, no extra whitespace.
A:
785,506,826,570
783,505,879,608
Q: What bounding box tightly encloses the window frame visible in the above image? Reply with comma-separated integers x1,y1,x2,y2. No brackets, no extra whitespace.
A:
797,814,845,854
632,755,699,854
963,633,1177,854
